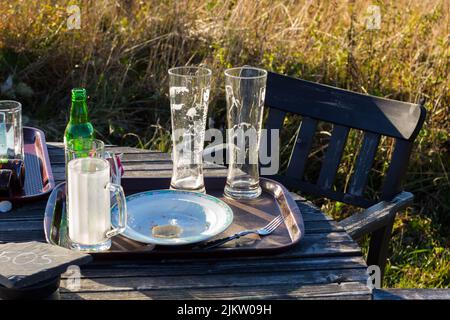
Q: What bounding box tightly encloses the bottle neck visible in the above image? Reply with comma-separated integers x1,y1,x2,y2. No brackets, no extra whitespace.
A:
70,99,89,124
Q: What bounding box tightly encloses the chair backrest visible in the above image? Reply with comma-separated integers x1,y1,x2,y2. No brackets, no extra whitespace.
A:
262,72,426,208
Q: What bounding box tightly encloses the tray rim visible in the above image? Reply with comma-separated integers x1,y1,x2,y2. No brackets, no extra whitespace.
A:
0,126,56,202
44,177,305,259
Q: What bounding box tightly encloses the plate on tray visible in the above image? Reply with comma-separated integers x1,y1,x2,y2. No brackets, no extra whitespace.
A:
112,190,233,245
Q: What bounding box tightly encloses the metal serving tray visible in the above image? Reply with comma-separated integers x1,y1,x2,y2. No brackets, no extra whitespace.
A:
44,176,304,259
0,127,55,203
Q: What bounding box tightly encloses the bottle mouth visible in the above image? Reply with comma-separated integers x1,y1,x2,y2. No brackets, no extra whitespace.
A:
71,88,87,101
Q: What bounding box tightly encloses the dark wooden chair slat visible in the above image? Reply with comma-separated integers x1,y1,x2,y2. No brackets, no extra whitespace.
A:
265,108,286,131
261,108,286,171
348,132,381,196
381,139,414,200
285,117,318,180
317,125,350,190
266,72,424,141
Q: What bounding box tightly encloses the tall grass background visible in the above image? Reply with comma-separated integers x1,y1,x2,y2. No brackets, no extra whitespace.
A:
0,0,448,287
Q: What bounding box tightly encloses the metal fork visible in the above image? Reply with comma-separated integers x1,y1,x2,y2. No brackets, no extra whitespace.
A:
201,214,284,249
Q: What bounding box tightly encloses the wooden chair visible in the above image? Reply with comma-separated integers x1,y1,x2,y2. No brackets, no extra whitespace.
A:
262,71,426,284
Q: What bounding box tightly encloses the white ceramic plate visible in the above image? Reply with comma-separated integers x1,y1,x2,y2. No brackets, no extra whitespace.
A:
112,190,233,245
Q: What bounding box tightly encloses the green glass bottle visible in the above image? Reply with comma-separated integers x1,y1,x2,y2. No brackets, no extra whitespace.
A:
64,88,94,158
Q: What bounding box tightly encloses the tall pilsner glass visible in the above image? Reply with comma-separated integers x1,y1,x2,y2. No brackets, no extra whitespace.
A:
168,66,211,193
224,67,267,200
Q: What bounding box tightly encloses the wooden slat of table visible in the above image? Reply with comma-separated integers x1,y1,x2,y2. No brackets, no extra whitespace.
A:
0,143,371,300
373,289,450,300
61,282,371,300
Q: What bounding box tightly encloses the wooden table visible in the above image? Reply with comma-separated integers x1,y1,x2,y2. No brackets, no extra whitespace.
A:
0,143,371,300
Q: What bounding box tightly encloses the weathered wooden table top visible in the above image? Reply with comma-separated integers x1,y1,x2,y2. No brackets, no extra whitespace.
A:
0,143,371,300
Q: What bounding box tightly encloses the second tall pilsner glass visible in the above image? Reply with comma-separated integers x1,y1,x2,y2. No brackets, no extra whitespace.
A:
168,66,211,193
224,67,267,200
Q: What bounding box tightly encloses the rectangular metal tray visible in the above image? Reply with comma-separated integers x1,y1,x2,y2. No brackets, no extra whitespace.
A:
0,127,55,203
44,177,304,259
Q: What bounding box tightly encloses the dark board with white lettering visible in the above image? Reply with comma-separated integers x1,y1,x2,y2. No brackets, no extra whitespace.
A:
0,241,92,289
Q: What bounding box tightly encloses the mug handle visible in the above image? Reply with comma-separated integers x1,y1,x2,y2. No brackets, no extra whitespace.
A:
105,182,127,238
105,151,121,185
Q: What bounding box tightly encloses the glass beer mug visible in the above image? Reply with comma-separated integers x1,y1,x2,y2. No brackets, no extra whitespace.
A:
67,157,127,252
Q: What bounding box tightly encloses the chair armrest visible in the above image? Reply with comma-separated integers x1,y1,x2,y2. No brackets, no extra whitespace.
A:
339,191,413,239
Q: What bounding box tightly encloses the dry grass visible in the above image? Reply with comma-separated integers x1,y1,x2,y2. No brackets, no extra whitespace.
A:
0,0,448,287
